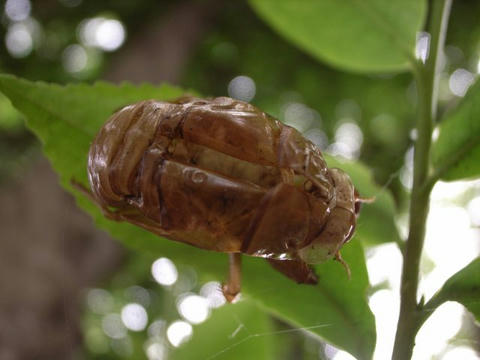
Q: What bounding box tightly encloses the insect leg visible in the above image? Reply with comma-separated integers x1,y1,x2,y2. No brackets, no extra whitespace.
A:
70,179,135,222
334,252,351,279
267,258,318,284
222,253,242,302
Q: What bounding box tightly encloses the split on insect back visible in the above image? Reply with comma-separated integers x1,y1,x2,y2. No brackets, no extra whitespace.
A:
74,96,369,302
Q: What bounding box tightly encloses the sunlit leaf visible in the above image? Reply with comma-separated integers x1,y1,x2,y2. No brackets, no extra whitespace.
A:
431,258,480,321
432,80,480,181
0,75,376,360
249,0,426,73
171,301,274,360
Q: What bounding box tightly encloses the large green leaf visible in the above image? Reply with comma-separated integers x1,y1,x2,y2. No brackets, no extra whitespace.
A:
243,240,375,360
325,155,401,246
171,301,274,360
0,75,375,359
430,258,480,321
432,80,480,181
249,0,426,73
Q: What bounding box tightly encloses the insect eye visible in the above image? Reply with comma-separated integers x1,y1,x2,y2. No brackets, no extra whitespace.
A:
354,200,362,215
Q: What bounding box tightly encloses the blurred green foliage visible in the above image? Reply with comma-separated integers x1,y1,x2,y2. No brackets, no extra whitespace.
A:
432,79,480,180
431,258,480,322
0,74,377,359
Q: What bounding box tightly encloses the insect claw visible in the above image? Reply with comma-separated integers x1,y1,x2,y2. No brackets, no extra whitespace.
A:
335,252,351,279
221,283,241,303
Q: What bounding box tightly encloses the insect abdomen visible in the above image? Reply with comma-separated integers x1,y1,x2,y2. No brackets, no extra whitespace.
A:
88,97,354,261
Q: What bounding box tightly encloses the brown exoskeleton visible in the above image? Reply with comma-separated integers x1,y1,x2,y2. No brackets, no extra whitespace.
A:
82,96,366,302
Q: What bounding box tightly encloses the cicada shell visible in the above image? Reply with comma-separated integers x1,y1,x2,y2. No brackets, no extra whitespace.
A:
86,97,363,301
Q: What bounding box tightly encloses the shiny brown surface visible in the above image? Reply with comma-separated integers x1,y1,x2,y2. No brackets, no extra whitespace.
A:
88,97,358,284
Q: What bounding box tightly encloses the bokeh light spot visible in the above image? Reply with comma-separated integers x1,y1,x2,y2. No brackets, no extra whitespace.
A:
304,128,328,150
328,122,363,159
200,281,226,308
5,23,33,58
151,257,178,286
125,285,151,308
78,17,126,51
148,319,166,338
449,68,475,97
177,294,210,324
166,321,193,347
86,288,114,314
121,303,148,332
400,146,414,190
227,75,256,102
5,0,31,22
145,342,165,360
102,313,127,339
415,31,430,63
283,102,318,133
62,44,87,73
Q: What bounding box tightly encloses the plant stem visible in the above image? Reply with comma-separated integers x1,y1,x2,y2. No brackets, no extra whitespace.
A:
392,0,452,359
416,291,446,330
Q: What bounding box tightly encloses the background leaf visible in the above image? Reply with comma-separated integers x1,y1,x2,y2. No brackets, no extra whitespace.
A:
432,80,480,181
430,258,480,321
0,75,375,359
171,301,274,360
248,0,426,73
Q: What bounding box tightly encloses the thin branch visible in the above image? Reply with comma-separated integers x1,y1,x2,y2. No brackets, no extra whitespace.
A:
392,0,452,359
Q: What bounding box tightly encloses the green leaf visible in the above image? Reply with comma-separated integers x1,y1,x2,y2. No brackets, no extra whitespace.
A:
0,75,376,360
249,0,426,73
171,301,274,360
432,258,480,321
0,92,22,130
432,80,480,181
244,240,375,360
325,155,401,246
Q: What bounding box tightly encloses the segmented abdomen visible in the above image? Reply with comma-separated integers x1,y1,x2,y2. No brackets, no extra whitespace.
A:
88,97,336,255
